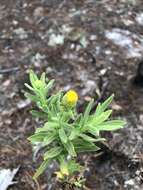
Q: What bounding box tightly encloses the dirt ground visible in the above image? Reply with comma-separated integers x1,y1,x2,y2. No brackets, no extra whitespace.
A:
0,0,143,189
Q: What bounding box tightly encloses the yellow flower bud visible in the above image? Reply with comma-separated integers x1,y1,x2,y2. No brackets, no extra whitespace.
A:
63,90,78,107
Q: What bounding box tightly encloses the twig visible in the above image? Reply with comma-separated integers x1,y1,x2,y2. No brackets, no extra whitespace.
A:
105,171,126,178
0,67,19,74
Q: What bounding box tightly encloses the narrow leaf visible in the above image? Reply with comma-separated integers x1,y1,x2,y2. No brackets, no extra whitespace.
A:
40,72,46,83
64,142,76,157
79,134,105,142
69,128,80,140
30,110,48,119
88,128,99,137
45,79,54,91
44,121,59,128
83,99,94,122
29,70,38,87
28,132,48,143
59,128,68,144
88,110,112,126
95,120,126,131
24,83,34,91
95,94,114,116
44,147,63,160
25,93,38,102
43,133,56,146
36,122,59,132
33,159,50,180
74,139,100,153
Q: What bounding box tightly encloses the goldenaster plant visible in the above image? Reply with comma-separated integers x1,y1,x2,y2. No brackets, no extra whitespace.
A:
25,70,125,188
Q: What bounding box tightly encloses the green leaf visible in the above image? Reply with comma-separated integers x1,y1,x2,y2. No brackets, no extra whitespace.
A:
30,110,48,119
69,128,80,140
95,120,126,131
59,128,68,144
88,110,112,126
79,134,106,142
83,99,94,123
95,94,114,116
29,70,38,87
28,132,48,143
40,72,46,83
67,160,82,174
33,159,50,180
74,139,100,153
35,122,58,133
24,83,35,91
64,141,77,157
88,128,100,137
43,133,56,146
25,93,37,102
45,79,54,91
79,134,95,142
44,147,63,160
44,121,59,129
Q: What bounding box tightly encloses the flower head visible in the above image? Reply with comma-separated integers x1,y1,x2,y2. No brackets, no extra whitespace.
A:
63,90,78,107
35,80,43,89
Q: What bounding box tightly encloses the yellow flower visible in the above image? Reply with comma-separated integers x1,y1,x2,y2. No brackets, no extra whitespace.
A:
55,166,69,179
63,90,78,107
55,171,64,179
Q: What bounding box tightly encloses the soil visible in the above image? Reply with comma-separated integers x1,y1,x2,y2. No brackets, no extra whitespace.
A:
0,0,143,190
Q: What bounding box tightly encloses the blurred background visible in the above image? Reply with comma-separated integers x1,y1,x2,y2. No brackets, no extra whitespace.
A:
0,0,143,190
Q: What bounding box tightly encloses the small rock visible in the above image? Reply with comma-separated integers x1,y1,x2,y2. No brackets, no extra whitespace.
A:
90,35,97,41
12,20,18,26
48,34,65,47
100,68,107,75
31,53,46,67
5,119,12,125
136,13,143,26
111,101,122,111
17,99,31,109
2,80,11,88
14,28,28,39
81,80,96,96
124,179,134,186
33,7,44,18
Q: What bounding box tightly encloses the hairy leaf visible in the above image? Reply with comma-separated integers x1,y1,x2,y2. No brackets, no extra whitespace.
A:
24,83,35,92
69,128,80,140
28,132,48,143
74,139,100,153
30,110,48,119
33,159,50,180
44,147,63,160
43,133,56,146
25,93,37,102
64,141,77,157
79,134,105,142
40,72,46,83
95,94,114,116
95,120,126,131
29,70,38,87
88,110,112,126
83,99,94,123
59,128,68,144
